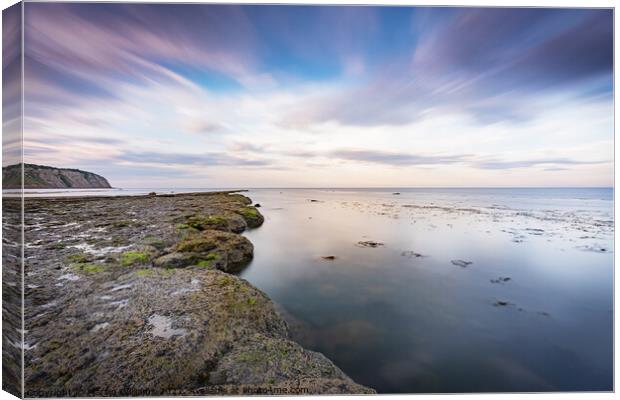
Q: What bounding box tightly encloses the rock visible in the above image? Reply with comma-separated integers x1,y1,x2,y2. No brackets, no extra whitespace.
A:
494,300,511,307
309,199,319,202
148,192,157,196
537,311,551,317
451,259,472,268
208,333,373,393
153,252,196,269
490,276,511,284
392,192,401,195
22,192,373,395
357,240,384,248
401,251,424,258
235,206,264,229
185,213,248,234
174,230,254,273
321,256,336,260
577,244,610,253
254,203,261,208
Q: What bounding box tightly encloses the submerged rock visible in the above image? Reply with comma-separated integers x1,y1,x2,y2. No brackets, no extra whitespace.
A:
357,240,384,248
451,259,473,268
321,255,337,260
577,244,610,253
401,250,425,258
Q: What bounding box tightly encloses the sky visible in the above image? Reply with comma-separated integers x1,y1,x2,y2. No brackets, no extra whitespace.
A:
14,4,614,188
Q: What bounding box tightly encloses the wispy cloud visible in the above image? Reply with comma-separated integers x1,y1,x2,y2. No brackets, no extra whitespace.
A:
474,158,609,170
117,151,272,167
330,150,469,166
282,8,612,128
19,4,613,187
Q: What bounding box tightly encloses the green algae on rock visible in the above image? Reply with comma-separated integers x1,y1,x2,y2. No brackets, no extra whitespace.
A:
22,191,374,396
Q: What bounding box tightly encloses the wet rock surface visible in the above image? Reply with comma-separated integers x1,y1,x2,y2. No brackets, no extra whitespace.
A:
23,192,373,396
2,197,23,397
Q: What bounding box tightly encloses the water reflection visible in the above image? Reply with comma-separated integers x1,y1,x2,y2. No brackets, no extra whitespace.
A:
241,188,613,393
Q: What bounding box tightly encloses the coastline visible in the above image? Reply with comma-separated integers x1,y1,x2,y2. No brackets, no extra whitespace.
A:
19,191,374,396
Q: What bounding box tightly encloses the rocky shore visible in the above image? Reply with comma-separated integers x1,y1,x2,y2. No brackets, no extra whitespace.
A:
22,192,374,396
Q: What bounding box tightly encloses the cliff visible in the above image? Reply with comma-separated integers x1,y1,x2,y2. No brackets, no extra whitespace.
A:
2,163,111,189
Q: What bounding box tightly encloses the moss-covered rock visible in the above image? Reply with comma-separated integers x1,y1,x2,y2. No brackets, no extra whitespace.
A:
72,263,105,273
185,212,247,233
143,236,167,251
173,230,254,273
208,333,374,393
67,252,93,264
235,206,264,228
119,250,151,267
153,252,197,269
23,191,373,396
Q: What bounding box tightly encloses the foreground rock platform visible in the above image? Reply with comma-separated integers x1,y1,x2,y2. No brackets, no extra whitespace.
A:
23,192,375,396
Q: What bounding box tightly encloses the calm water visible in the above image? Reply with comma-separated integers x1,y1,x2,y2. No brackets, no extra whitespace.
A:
21,187,614,392
239,188,614,393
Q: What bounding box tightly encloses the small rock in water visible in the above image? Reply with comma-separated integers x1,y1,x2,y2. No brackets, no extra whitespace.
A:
357,240,384,248
494,300,511,307
451,259,472,268
490,277,511,284
254,203,261,208
577,244,610,253
401,251,425,258
322,256,336,260
392,192,401,195
309,199,320,203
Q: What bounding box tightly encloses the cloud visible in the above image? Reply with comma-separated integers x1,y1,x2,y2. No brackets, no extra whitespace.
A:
282,8,612,128
229,141,267,153
330,149,469,166
325,149,610,172
23,2,267,104
117,151,272,167
184,120,228,135
474,158,608,170
18,4,613,187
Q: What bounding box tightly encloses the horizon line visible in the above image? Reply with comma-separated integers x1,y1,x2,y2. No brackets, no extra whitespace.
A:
60,186,615,190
